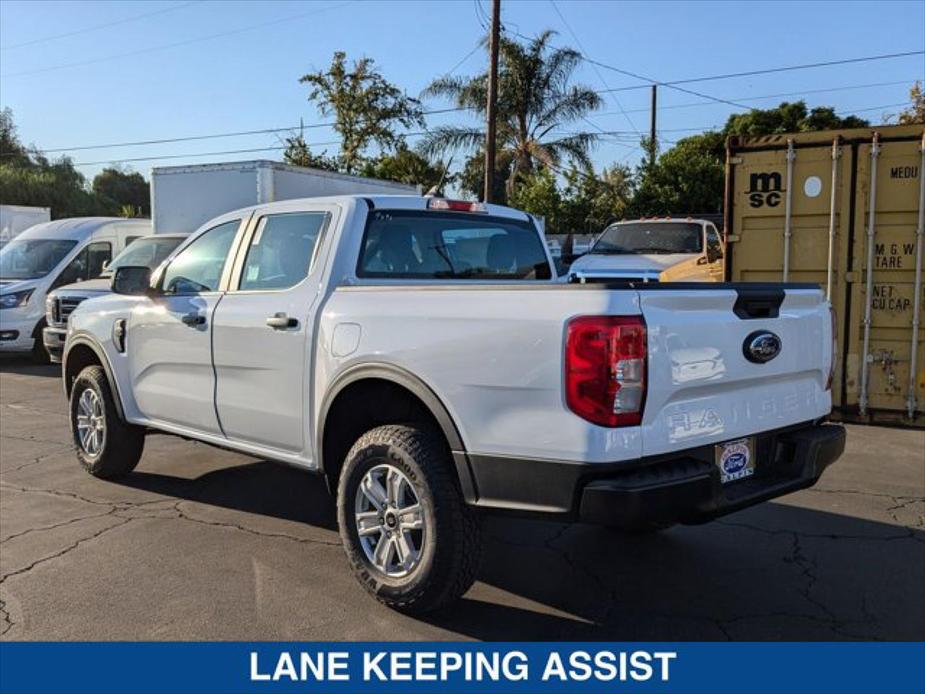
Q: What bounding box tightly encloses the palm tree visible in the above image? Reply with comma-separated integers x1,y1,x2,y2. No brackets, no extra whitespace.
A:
421,30,602,198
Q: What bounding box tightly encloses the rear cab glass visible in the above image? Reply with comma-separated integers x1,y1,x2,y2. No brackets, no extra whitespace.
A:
357,209,552,280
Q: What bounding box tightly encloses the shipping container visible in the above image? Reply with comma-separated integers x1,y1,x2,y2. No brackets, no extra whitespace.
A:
725,124,924,427
150,160,420,235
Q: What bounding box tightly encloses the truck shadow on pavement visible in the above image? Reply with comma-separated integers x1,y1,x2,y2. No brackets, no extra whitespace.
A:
0,356,60,379
114,458,924,641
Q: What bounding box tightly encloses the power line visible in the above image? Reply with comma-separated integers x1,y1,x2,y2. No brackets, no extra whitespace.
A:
69,132,430,168
665,50,925,86
0,1,355,78
2,106,466,157
1,1,199,51
506,27,750,111
548,0,640,135
592,79,922,117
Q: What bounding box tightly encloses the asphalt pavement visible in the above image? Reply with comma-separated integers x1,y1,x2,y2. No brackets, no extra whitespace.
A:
1,356,923,641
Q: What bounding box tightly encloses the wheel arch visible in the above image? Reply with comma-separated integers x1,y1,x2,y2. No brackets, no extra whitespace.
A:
63,336,126,420
316,363,476,502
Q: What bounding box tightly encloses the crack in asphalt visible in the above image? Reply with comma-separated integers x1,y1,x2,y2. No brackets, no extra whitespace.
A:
0,446,74,475
0,598,12,637
0,509,117,545
172,501,341,547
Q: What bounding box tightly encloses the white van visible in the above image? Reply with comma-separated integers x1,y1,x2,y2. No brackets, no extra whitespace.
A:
0,217,151,361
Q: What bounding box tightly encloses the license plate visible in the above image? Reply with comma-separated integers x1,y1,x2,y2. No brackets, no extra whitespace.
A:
715,437,756,484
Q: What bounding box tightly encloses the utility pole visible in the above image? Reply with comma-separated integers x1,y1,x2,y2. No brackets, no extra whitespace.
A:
483,0,501,203
649,84,657,168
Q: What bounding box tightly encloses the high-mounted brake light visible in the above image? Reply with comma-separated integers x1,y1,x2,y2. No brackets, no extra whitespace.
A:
427,198,487,213
565,315,647,427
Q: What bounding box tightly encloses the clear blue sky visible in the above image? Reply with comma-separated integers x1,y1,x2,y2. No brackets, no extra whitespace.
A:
1,0,923,182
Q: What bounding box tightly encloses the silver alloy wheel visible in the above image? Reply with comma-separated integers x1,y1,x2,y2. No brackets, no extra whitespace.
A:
75,387,105,457
354,464,425,578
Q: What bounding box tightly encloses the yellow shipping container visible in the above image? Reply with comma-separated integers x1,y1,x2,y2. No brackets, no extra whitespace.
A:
725,124,924,427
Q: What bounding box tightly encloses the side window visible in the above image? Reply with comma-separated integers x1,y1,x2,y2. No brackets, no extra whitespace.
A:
706,226,723,261
86,242,112,278
161,220,240,294
51,242,110,289
52,249,87,289
238,212,327,291
125,236,141,247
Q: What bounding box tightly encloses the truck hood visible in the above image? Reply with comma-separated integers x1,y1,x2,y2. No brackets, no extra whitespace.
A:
570,252,698,274
52,277,112,296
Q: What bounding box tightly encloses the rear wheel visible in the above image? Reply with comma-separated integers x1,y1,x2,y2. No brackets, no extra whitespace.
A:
69,365,145,478
337,424,481,613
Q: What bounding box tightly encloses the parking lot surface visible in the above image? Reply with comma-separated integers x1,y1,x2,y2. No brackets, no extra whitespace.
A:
1,356,923,641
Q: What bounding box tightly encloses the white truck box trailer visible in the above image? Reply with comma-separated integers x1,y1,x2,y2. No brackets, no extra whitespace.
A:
0,205,51,247
150,160,420,235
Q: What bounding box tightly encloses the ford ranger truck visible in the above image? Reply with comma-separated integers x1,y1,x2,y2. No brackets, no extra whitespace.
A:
60,195,845,613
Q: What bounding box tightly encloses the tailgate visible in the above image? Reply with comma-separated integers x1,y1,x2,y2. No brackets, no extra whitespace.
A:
637,283,833,456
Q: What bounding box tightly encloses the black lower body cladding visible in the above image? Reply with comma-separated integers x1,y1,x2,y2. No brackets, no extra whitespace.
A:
467,422,846,529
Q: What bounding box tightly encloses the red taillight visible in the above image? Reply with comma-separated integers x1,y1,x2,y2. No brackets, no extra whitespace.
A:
427,198,487,213
565,315,647,427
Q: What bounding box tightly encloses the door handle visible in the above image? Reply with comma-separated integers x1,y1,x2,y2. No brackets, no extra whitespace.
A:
266,312,298,329
181,313,206,326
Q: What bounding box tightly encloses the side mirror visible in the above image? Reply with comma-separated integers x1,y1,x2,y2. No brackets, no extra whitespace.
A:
111,266,153,296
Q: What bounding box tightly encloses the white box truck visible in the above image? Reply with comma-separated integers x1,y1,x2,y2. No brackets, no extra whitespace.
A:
151,160,420,235
0,204,51,248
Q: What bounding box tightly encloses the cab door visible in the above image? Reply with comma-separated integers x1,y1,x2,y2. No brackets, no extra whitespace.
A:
127,218,245,434
211,204,335,457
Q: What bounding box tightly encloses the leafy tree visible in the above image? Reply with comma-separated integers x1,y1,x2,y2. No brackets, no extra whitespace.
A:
0,110,96,218
421,30,601,197
560,164,632,233
92,166,150,216
896,81,925,124
282,130,339,171
359,145,452,193
629,101,871,217
300,52,425,173
457,149,512,203
507,167,562,232
628,131,726,216
724,100,868,136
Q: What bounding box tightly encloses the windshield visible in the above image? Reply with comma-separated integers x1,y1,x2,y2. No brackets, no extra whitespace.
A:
591,222,703,255
105,236,184,276
0,239,78,280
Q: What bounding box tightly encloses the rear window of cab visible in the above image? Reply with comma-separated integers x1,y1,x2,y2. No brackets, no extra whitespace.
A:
357,210,552,280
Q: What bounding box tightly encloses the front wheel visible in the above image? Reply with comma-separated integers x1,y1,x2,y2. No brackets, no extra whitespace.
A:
69,365,145,478
337,424,482,613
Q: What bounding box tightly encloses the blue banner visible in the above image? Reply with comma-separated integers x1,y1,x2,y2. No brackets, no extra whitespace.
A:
1,642,923,694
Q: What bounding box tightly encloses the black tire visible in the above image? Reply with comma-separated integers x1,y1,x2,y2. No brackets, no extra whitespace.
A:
30,322,49,364
337,424,482,613
69,365,145,478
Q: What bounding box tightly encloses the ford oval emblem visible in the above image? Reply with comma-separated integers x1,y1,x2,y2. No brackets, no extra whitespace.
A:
723,452,748,474
743,330,782,363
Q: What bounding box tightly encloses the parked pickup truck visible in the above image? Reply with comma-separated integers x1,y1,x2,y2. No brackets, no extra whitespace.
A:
568,217,725,283
60,195,845,613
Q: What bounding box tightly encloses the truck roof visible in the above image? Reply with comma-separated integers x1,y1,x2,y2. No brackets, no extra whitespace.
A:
15,217,152,242
205,195,534,229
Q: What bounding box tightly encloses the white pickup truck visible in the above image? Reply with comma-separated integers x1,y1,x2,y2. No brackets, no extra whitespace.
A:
60,195,845,613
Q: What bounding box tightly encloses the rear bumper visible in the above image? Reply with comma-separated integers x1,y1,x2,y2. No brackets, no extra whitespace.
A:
42,326,67,363
468,422,846,528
